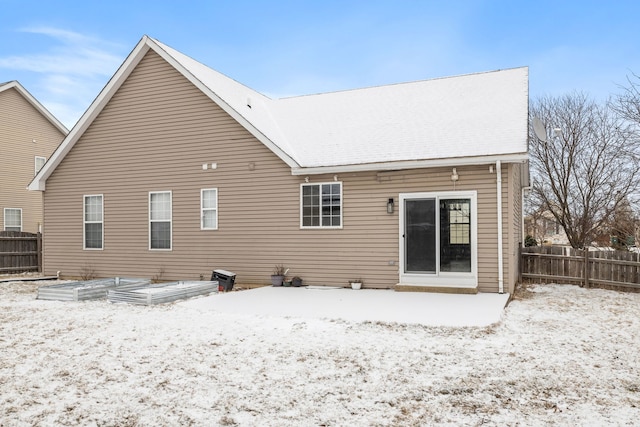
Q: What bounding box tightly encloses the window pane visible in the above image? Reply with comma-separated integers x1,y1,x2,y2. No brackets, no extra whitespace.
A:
302,184,320,226
85,223,103,249
201,189,217,229
321,183,341,226
151,222,171,249
302,186,312,197
84,196,102,222
302,183,341,228
202,210,216,228
202,189,217,209
405,199,436,273
83,196,103,249
440,199,471,272
5,209,21,230
150,192,171,221
35,157,46,175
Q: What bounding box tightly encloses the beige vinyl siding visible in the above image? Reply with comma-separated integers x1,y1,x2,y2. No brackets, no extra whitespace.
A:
488,162,520,294
42,50,513,292
0,87,64,233
507,162,524,294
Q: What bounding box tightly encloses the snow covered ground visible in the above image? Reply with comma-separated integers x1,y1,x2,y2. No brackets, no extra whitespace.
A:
1,279,639,426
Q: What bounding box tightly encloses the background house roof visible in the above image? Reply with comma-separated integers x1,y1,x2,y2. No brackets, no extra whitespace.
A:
152,37,529,170
0,81,69,135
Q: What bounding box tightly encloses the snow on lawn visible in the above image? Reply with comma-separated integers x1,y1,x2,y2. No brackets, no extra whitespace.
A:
1,281,639,426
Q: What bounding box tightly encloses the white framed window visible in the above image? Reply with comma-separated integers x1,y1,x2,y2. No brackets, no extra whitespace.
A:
4,208,22,231
35,156,46,175
149,191,172,250
301,182,343,228
201,188,218,230
83,195,103,249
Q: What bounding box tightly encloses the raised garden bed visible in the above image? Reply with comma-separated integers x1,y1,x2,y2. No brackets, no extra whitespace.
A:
107,281,218,305
37,277,150,301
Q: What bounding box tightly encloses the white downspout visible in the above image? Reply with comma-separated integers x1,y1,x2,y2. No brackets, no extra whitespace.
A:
496,161,504,294
521,185,531,245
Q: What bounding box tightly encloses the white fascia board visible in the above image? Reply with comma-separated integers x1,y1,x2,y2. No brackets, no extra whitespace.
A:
290,153,529,176
2,81,68,135
29,37,155,191
147,39,301,169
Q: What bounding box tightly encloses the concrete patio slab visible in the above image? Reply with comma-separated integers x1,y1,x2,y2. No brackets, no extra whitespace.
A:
180,286,511,327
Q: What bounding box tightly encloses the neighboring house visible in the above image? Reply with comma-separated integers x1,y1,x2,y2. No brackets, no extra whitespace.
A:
30,36,529,293
1,81,67,233
524,209,570,246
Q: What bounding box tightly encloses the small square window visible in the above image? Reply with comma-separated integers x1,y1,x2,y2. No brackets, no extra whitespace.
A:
301,182,342,228
4,208,22,231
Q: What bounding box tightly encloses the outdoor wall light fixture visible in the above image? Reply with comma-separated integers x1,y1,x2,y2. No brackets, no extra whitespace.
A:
451,168,459,182
387,198,394,214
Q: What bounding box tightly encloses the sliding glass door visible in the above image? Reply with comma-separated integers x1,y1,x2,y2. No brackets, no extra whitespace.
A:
400,192,477,287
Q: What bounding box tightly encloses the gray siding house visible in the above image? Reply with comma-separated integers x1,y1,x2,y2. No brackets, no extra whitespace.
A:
30,36,529,293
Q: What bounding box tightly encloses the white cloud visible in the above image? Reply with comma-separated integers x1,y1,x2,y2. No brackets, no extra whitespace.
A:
0,27,126,128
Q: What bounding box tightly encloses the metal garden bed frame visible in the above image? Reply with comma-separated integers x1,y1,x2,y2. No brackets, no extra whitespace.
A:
37,277,150,301
107,281,218,305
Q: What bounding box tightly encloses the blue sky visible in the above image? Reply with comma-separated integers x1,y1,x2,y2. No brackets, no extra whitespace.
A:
1,0,639,129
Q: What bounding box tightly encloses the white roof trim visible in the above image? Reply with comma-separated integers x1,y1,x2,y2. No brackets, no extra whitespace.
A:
290,153,529,175
29,35,300,191
0,81,68,135
29,37,153,191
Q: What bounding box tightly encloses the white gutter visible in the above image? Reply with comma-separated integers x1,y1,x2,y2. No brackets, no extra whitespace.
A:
496,160,504,294
290,153,528,176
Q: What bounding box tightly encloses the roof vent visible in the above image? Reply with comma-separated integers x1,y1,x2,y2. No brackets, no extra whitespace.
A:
246,97,252,109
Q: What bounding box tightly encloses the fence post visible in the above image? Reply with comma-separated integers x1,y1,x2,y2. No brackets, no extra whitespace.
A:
37,232,42,273
583,248,589,288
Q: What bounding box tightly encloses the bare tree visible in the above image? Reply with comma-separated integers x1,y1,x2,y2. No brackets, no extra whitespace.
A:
529,92,640,249
613,72,640,125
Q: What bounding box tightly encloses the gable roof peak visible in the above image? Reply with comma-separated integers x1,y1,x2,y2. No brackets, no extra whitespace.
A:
0,80,68,135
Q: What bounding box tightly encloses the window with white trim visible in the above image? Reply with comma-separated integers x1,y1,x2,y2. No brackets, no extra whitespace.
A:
83,195,103,249
35,156,46,175
201,188,218,230
301,182,342,228
149,191,172,250
4,208,22,231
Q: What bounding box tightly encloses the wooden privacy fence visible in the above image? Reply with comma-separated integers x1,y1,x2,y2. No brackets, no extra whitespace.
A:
520,246,640,291
0,231,42,273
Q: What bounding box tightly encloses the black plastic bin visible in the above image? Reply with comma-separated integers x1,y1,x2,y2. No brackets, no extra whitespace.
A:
211,269,236,292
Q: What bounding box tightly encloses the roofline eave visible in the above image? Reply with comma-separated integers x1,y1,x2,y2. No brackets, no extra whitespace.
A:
290,153,529,176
